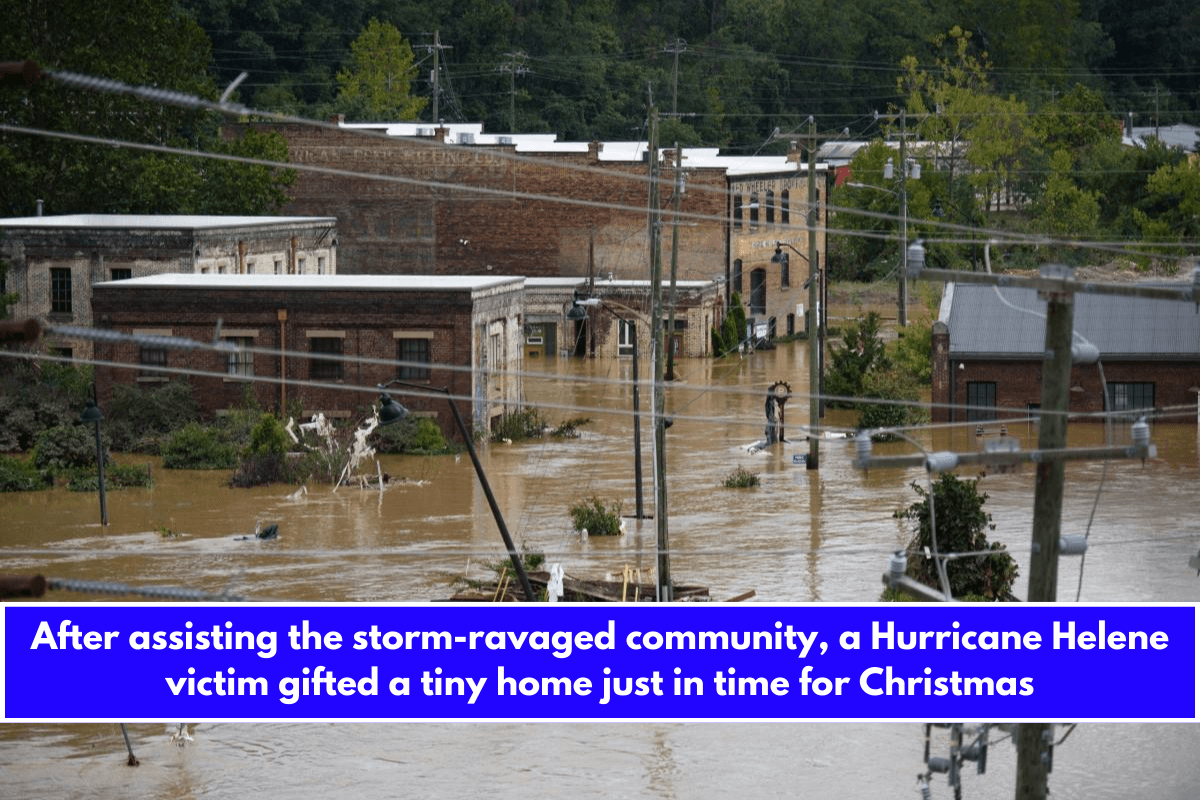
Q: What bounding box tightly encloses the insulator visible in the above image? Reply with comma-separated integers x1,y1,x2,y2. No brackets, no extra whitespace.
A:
927,756,951,774
1070,341,1099,364
889,550,907,583
906,240,926,277
1059,534,1088,555
924,451,959,473
918,777,932,800
855,430,872,467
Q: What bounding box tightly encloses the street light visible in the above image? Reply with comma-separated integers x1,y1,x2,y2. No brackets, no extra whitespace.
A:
771,242,820,470
78,399,107,526
572,296,647,519
377,379,537,603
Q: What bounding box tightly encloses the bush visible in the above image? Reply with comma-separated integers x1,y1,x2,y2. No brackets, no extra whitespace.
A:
0,455,48,491
370,415,454,455
569,496,623,536
33,424,108,475
826,312,890,407
106,380,199,453
490,408,547,442
857,367,927,435
0,362,94,452
66,462,153,491
551,417,591,438
893,473,1018,601
161,423,239,469
722,465,760,488
246,413,289,457
229,452,291,488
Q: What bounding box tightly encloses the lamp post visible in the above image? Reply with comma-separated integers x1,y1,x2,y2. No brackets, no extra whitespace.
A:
772,242,821,470
376,380,537,602
570,296,647,519
78,399,107,526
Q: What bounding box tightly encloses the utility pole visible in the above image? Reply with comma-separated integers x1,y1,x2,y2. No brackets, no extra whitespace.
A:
664,38,687,117
421,31,451,123
667,143,682,381
898,109,909,327
498,52,530,132
647,103,671,601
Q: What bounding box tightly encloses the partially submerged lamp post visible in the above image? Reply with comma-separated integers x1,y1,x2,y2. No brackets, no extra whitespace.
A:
78,398,107,526
771,242,821,469
569,296,648,519
376,380,536,602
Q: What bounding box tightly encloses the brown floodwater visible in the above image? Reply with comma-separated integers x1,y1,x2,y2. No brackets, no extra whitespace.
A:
2,336,1198,796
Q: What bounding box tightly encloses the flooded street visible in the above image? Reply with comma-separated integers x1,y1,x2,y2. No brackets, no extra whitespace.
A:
2,338,1198,797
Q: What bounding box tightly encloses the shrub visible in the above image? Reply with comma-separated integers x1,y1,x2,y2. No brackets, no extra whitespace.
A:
33,424,108,475
371,415,454,455
161,423,239,469
0,455,48,491
106,380,199,453
569,496,623,536
826,312,890,407
893,473,1018,601
722,465,760,488
857,367,927,435
490,408,547,442
0,362,93,452
66,462,153,491
551,417,591,438
246,413,289,457
229,452,291,488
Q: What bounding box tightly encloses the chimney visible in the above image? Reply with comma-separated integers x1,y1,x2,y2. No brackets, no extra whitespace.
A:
588,140,603,163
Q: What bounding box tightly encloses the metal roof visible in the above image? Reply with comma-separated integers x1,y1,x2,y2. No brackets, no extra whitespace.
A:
944,282,1200,358
0,214,335,230
95,274,524,291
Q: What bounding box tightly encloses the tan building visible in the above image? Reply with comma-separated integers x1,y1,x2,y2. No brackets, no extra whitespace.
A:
1,214,337,360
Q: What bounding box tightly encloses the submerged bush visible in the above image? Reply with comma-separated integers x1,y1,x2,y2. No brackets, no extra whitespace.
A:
161,423,239,470
66,463,153,491
0,455,48,492
722,465,760,488
371,415,455,455
569,497,623,536
33,424,108,475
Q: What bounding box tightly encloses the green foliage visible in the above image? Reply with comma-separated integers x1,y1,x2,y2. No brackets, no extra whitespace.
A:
247,414,289,457
713,293,748,357
161,423,239,469
826,312,891,407
0,455,48,492
858,366,927,434
722,465,760,488
894,474,1018,601
490,408,547,442
229,452,293,488
371,415,455,455
106,381,200,454
334,19,427,121
569,496,623,536
551,417,592,438
33,424,108,475
66,462,153,491
0,362,95,452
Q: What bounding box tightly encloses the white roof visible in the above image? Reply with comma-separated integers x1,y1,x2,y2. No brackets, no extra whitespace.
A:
96,274,524,291
0,214,335,230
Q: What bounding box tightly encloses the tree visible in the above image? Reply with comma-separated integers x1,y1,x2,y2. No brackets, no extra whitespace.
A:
894,473,1018,600
334,19,428,122
1035,149,1101,247
825,312,890,406
0,0,293,217
1134,159,1200,256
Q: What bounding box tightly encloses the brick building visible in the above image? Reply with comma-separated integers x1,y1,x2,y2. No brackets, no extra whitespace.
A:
91,274,524,439
1,214,337,360
931,282,1200,424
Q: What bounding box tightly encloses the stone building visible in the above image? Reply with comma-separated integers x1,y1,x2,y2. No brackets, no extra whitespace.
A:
1,214,337,359
931,282,1200,424
90,274,524,439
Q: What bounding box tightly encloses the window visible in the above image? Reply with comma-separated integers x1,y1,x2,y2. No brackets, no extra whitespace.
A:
787,313,795,336
397,337,431,381
51,346,73,361
110,268,132,281
781,190,790,226
310,337,343,381
617,319,635,357
246,260,256,274
732,259,743,295
50,268,72,314
140,346,167,378
1107,382,1154,419
749,192,759,230
298,257,307,274
274,259,283,275
780,254,790,289
317,256,326,275
966,382,997,422
768,317,777,340
749,268,766,315
765,190,775,227
226,337,254,378
733,195,743,231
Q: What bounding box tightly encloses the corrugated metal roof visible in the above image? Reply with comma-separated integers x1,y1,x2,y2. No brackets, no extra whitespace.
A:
0,214,335,230
96,274,524,291
946,282,1200,358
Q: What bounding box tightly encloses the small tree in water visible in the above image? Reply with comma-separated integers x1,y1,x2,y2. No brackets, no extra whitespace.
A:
893,473,1018,601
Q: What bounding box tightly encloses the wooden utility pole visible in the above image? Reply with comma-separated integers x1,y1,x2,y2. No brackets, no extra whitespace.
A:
805,117,820,469
647,105,671,601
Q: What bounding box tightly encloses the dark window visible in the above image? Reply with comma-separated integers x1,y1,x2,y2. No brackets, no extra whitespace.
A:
787,313,795,336
781,190,790,226
310,337,343,381
733,195,743,231
966,382,997,422
768,317,777,339
51,346,73,361
140,346,167,378
749,192,759,230
780,254,790,289
765,190,775,227
397,338,431,381
110,268,132,281
50,268,72,314
226,336,253,378
750,268,767,315
1107,382,1154,419
732,259,743,295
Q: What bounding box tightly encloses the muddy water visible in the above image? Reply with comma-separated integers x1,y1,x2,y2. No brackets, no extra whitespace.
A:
2,340,1198,796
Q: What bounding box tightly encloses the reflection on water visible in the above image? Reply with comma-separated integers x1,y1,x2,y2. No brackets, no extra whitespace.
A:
1,340,1197,603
